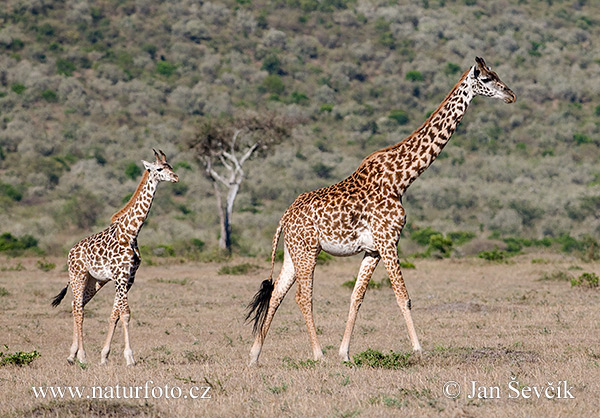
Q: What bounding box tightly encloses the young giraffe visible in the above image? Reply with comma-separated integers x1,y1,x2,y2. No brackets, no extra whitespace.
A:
52,150,179,366
247,57,516,365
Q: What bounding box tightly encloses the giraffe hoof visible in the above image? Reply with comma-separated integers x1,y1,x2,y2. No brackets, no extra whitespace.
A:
67,357,75,365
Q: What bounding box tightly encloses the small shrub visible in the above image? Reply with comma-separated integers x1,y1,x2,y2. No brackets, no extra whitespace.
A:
427,234,453,258
342,277,390,290
571,272,599,288
56,58,76,76
218,263,261,275
11,83,26,94
0,182,23,201
316,251,333,265
352,348,411,369
388,109,409,125
448,231,475,245
156,61,177,77
0,233,39,254
37,259,56,272
538,271,572,282
405,70,424,82
41,89,58,102
320,104,333,113
0,287,9,297
478,248,506,262
261,75,285,94
0,346,41,366
410,226,441,246
124,162,142,180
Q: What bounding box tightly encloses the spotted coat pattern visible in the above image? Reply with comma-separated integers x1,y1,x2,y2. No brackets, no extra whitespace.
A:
249,57,516,364
53,150,178,366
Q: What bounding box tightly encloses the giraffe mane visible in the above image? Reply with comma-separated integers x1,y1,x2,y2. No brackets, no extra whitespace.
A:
111,170,149,223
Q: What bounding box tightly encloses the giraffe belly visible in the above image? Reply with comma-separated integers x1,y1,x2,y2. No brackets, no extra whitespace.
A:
319,228,375,257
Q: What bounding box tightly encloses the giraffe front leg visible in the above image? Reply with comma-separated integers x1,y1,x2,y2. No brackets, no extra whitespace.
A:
378,244,422,354
339,252,380,362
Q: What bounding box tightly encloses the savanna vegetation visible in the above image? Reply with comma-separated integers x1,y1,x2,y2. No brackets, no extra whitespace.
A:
0,0,599,259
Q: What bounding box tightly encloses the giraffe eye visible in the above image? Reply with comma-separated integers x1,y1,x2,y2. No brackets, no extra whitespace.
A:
157,168,163,172
481,77,491,83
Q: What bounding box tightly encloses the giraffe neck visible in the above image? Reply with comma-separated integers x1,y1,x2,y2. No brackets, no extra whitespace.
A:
115,172,159,240
377,68,474,195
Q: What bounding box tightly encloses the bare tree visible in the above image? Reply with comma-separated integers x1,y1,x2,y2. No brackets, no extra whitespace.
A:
188,112,297,252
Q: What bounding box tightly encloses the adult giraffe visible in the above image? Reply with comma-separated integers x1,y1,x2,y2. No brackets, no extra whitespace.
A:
52,150,179,365
247,57,516,365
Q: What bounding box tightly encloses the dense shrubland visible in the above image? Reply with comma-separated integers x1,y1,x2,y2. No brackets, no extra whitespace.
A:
0,0,599,257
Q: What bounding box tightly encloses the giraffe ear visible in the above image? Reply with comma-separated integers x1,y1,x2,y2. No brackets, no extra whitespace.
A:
469,65,480,79
142,160,153,171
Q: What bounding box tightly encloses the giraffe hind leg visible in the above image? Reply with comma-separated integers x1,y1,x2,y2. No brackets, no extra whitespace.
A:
67,269,92,364
249,245,296,365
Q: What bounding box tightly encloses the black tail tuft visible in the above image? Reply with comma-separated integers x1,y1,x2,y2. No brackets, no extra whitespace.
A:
245,279,274,336
51,285,68,308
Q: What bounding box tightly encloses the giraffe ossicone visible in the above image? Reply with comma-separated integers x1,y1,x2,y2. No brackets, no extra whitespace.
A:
52,149,178,366
247,57,516,365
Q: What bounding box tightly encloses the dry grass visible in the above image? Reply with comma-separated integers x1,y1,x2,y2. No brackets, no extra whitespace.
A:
0,254,599,417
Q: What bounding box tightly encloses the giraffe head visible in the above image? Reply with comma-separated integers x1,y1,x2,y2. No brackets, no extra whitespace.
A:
468,57,516,104
142,149,179,183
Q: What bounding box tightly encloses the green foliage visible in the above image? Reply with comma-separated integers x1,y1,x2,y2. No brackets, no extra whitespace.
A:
261,54,282,75
0,287,9,297
410,227,439,246
352,348,411,370
217,263,261,275
388,109,409,125
573,133,594,145
11,83,26,94
41,89,58,102
0,233,39,253
290,91,309,105
36,259,56,272
156,61,177,77
447,231,475,245
0,182,23,201
0,346,41,366
538,271,572,282
571,272,599,288
478,248,506,262
427,234,453,257
444,62,461,75
311,162,334,178
320,104,334,113
342,276,391,290
56,58,76,76
261,75,285,94
124,162,142,180
405,70,424,82
317,251,333,265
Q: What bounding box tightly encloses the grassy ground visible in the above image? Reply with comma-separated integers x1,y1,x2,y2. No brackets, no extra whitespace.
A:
0,254,598,417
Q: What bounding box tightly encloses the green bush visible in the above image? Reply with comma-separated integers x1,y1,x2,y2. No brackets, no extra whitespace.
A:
410,226,441,246
41,89,58,102
11,83,26,94
0,233,39,253
427,234,453,257
156,61,177,77
0,346,40,366
478,248,506,262
261,75,285,94
0,182,23,201
218,263,261,275
405,70,424,82
352,348,411,369
56,58,76,76
125,162,142,180
571,272,599,288
388,109,409,125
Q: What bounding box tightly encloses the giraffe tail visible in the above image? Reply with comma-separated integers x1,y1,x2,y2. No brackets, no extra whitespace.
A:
245,213,285,336
51,284,69,307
